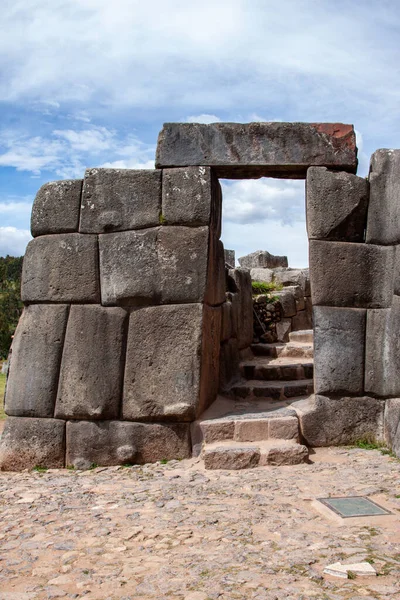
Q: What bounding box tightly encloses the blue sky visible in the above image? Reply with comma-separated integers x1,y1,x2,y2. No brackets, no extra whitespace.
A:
1,0,400,266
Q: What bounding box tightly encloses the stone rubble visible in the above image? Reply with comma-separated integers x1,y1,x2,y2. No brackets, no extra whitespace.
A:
0,446,400,599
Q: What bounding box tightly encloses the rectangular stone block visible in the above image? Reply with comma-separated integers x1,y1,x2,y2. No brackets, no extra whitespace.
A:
80,168,161,233
314,306,366,395
162,167,222,234
66,420,191,467
384,399,400,458
366,149,400,244
123,304,221,421
365,296,400,397
199,305,222,415
31,179,83,237
55,305,127,420
204,236,226,306
99,226,212,306
0,417,65,471
306,167,369,242
5,305,69,418
156,122,357,179
296,395,385,447
239,250,288,269
21,233,100,303
228,268,253,349
224,249,235,267
309,240,394,308
219,338,241,392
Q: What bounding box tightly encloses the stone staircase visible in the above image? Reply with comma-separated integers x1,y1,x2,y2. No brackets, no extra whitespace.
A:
192,330,314,469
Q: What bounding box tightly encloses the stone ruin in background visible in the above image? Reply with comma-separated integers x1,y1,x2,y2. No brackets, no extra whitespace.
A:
1,121,400,469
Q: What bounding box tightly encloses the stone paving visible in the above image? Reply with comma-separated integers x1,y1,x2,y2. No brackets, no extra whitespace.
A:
1,447,400,600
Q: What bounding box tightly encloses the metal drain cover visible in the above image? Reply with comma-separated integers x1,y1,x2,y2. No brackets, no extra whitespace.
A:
318,496,391,518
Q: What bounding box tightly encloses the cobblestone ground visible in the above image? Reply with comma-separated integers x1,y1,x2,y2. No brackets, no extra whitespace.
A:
1,447,400,600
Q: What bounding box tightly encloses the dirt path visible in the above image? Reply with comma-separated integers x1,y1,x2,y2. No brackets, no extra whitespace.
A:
1,447,400,599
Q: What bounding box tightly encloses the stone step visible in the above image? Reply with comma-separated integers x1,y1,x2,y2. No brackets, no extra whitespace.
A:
251,341,313,359
230,379,314,401
240,360,313,382
203,439,309,469
289,329,313,344
251,342,285,357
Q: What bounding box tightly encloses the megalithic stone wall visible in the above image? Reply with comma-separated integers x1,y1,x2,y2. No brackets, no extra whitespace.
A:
300,159,400,447
1,166,227,470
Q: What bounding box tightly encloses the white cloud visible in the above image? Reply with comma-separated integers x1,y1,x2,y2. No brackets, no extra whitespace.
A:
0,227,31,257
186,114,221,124
221,179,305,225
99,159,155,170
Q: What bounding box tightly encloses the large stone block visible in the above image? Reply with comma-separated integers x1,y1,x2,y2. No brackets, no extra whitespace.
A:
204,237,226,306
384,399,400,458
313,306,366,395
55,305,127,420
162,167,222,233
66,420,191,467
80,168,161,233
199,305,222,415
21,234,100,303
99,226,211,306
0,417,65,471
158,226,210,304
156,122,357,179
394,245,400,296
306,167,369,242
31,179,83,237
5,305,69,418
275,289,297,318
224,249,235,267
309,240,394,308
249,268,274,284
123,304,220,421
273,268,309,295
366,149,400,245
295,395,385,447
219,338,241,392
239,250,288,269
228,268,253,349
365,296,400,397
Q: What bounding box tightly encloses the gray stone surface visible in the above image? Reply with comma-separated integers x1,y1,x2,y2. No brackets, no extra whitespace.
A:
259,442,308,466
366,149,400,244
384,398,400,457
249,268,274,284
0,417,65,471
306,167,369,242
80,168,161,233
21,233,100,303
314,306,366,395
204,446,260,469
394,245,400,296
31,179,83,237
221,300,233,342
239,250,288,269
295,395,385,446
291,309,312,331
224,249,235,267
365,295,400,397
273,268,309,295
5,305,69,418
276,318,292,343
66,420,191,467
123,304,219,421
204,237,226,306
228,268,253,349
275,289,297,318
55,305,127,420
99,226,210,306
162,167,221,229
219,338,241,392
198,305,222,415
156,122,357,179
309,240,394,308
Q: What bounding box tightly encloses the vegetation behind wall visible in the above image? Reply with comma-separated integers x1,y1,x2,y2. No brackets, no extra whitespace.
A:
0,256,23,359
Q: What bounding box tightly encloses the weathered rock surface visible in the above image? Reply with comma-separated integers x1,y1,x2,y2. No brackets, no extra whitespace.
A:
204,445,261,470
31,179,83,237
366,149,400,244
274,268,309,295
309,240,394,308
80,168,161,233
198,305,222,415
249,267,274,284
5,305,69,418
123,304,219,421
204,237,225,306
384,398,400,457
55,305,127,420
365,295,400,397
162,167,221,229
239,250,288,269
224,248,235,267
314,306,366,395
228,268,253,349
0,417,65,471
394,245,400,296
295,395,385,446
306,167,369,241
21,233,100,303
219,337,241,392
259,441,308,466
220,300,233,342
66,420,191,467
276,318,292,342
274,289,297,318
99,226,210,306
156,122,358,179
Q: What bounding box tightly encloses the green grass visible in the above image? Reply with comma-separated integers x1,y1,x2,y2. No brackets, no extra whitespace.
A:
251,280,283,297
0,372,6,420
352,437,397,458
